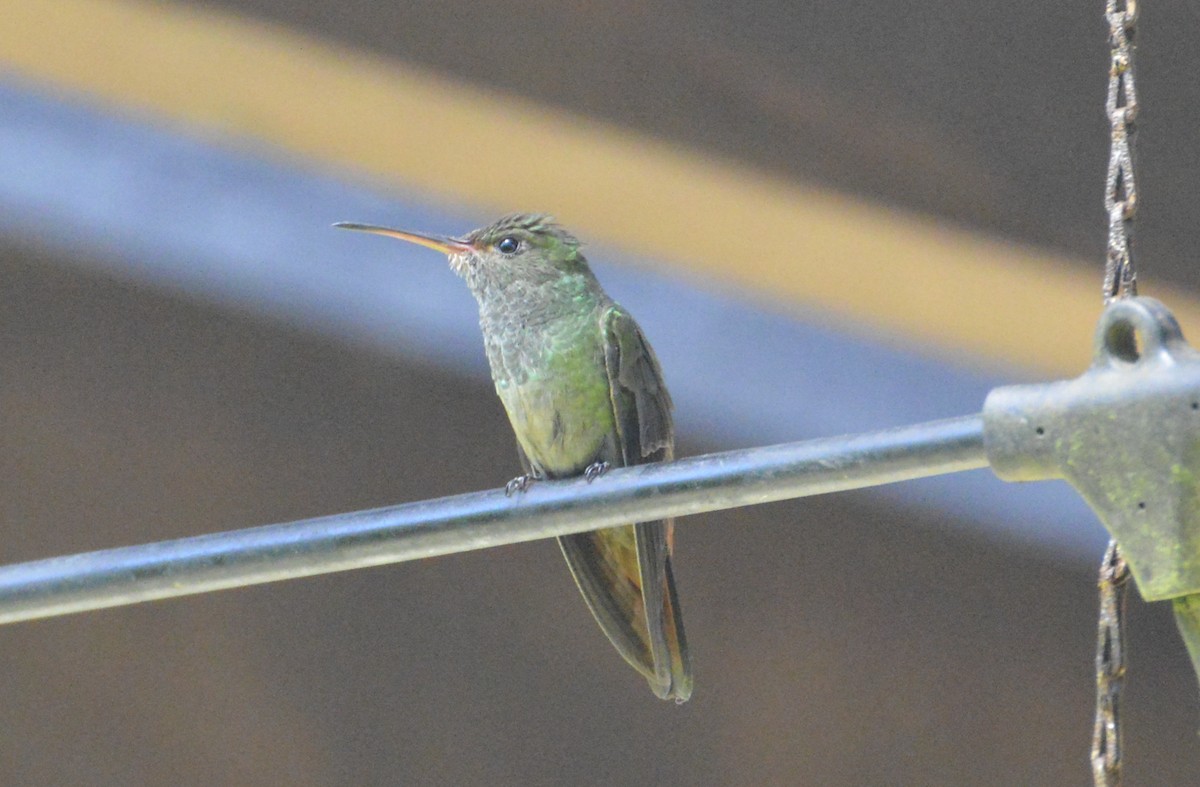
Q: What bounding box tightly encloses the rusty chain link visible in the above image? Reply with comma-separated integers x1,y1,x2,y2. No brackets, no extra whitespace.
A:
1103,0,1139,304
1093,539,1131,786
1092,3,1138,785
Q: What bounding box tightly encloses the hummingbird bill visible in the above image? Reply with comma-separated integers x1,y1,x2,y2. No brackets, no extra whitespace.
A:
336,213,692,702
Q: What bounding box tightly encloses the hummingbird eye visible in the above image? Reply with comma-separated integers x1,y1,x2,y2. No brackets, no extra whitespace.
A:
496,236,520,255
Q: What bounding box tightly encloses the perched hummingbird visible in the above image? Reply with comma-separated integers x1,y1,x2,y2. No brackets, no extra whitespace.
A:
336,214,692,702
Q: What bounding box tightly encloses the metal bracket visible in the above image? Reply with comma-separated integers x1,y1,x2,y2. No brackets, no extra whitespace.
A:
984,297,1200,676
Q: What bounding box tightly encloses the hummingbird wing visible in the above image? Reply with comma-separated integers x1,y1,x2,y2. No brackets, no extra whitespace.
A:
555,305,692,702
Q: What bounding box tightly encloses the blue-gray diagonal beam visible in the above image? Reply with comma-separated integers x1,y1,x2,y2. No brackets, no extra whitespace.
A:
0,77,1103,555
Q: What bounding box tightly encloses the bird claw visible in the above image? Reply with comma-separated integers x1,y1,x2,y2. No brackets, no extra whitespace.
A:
583,461,610,483
505,474,536,496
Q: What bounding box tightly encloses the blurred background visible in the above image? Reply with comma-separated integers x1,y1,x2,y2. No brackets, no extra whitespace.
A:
3,0,1200,783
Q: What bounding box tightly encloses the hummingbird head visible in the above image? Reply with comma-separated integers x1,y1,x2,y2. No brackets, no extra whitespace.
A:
334,213,590,298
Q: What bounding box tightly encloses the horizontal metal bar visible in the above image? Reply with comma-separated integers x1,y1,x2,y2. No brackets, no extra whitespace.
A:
0,414,986,625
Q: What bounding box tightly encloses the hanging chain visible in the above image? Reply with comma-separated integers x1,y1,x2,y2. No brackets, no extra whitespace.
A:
1093,540,1131,785
1103,0,1139,303
1092,3,1138,786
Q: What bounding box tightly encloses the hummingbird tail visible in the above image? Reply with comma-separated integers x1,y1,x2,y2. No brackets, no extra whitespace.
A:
557,518,692,702
661,550,693,703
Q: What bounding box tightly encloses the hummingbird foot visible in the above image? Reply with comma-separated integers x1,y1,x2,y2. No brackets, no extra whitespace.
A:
583,461,610,483
505,474,537,496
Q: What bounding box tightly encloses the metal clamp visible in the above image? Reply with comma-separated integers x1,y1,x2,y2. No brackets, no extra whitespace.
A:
985,296,1200,601
984,297,1200,682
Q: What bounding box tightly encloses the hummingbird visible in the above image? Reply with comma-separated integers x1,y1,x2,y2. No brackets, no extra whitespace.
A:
335,213,692,702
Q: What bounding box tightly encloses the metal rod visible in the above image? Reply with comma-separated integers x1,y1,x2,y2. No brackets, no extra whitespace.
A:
0,414,986,625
